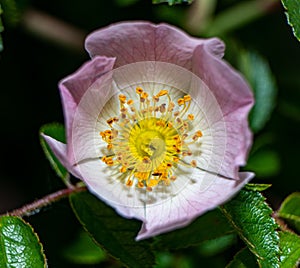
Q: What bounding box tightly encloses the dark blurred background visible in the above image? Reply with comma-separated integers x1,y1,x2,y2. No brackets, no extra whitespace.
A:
0,0,299,267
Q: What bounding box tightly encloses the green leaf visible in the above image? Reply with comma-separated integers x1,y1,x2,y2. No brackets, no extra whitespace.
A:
278,192,300,232
152,0,193,5
245,183,272,192
155,209,233,250
279,231,300,268
63,231,106,265
226,247,258,268
70,191,155,268
246,150,280,177
221,189,280,268
0,216,47,268
282,0,300,41
238,51,277,133
40,123,70,186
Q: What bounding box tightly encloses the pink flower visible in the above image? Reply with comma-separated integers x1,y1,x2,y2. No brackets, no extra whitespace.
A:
42,22,254,240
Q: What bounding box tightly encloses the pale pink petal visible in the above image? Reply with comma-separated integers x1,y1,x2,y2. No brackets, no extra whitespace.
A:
136,172,254,240
85,22,224,69
192,45,254,180
59,56,115,163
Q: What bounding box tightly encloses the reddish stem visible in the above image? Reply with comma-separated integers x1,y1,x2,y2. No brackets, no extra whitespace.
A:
1,186,86,217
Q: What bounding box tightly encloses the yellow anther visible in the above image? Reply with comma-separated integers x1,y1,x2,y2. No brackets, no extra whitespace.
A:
153,95,159,102
137,182,144,188
120,166,127,173
105,158,114,166
173,157,179,163
156,120,165,127
177,98,185,106
104,130,112,135
100,132,105,138
173,135,180,141
167,122,173,128
101,156,107,162
141,92,149,99
107,144,113,150
191,160,197,167
106,118,114,125
195,130,203,137
126,180,133,187
119,94,126,103
188,114,194,121
184,95,191,102
148,179,159,187
127,99,134,105
136,87,143,94
157,90,168,97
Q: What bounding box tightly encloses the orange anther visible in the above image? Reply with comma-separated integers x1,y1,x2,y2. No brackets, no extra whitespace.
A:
136,87,143,94
187,114,194,121
107,144,113,150
157,90,168,96
127,99,134,105
191,160,197,167
141,92,149,99
177,98,185,105
120,166,127,173
119,94,126,103
196,130,203,137
184,95,191,102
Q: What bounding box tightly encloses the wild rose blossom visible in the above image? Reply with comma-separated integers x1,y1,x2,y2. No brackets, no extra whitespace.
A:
43,22,254,240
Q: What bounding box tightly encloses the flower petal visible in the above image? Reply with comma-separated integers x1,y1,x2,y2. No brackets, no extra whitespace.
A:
192,45,254,179
85,22,224,68
59,56,115,163
136,171,254,240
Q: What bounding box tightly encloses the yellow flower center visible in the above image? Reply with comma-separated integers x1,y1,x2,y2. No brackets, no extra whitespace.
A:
100,87,203,191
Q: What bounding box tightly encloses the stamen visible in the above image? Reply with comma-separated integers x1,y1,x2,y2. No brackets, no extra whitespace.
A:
99,88,203,189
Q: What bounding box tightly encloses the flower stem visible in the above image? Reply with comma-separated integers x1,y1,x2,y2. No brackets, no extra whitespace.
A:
1,186,86,218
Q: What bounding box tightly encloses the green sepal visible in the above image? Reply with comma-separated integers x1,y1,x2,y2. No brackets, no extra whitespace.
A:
244,183,272,192
40,123,70,186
